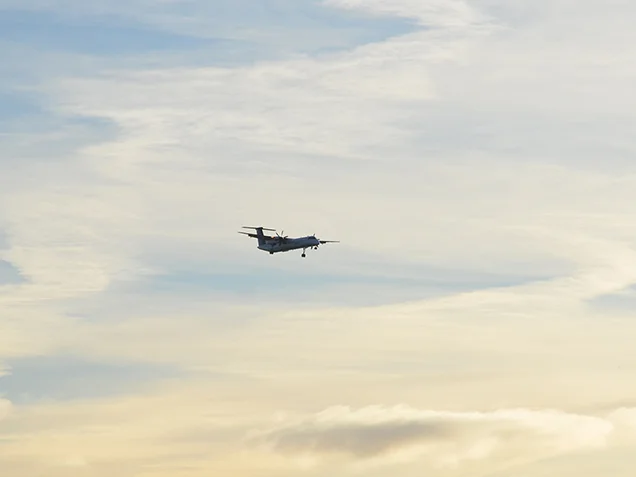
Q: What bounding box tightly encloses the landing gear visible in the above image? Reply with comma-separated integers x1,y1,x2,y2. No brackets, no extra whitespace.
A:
301,248,306,258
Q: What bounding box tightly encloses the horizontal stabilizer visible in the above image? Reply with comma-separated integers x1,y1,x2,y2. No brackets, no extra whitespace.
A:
242,226,276,231
239,231,276,240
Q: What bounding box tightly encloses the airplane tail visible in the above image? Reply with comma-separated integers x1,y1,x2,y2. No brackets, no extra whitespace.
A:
240,226,275,247
254,227,266,246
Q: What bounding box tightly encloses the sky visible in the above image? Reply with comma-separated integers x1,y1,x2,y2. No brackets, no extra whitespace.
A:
1,0,636,475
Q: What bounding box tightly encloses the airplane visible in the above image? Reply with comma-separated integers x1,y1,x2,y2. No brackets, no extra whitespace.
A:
238,226,339,258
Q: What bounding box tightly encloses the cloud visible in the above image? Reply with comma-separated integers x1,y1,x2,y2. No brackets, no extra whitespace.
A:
0,380,281,477
253,404,636,470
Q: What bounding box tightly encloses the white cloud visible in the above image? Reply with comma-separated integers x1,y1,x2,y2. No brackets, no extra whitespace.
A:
253,404,636,471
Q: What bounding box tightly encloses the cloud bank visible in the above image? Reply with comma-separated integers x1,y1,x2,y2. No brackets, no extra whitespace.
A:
254,405,636,470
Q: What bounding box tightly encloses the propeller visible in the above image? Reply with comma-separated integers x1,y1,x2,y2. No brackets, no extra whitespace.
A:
275,230,288,243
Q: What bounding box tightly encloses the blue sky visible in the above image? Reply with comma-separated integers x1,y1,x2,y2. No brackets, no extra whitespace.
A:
2,1,636,476
0,354,183,403
0,9,210,55
0,260,23,285
0,1,419,69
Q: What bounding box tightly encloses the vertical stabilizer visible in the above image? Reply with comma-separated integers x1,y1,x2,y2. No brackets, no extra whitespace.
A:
241,226,276,247
253,227,266,246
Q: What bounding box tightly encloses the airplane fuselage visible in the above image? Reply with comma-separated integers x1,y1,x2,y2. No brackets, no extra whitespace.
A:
258,235,320,254
239,226,337,258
